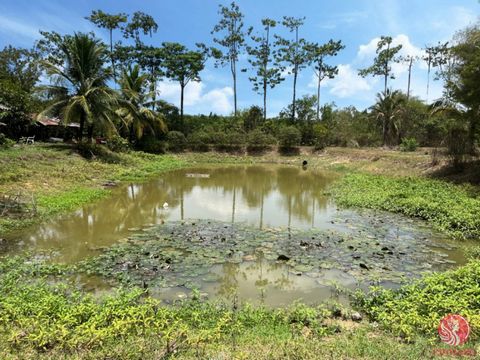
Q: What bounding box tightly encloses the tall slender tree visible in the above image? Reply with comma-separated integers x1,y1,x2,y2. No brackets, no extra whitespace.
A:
307,39,344,120
211,1,245,117
422,42,448,102
122,11,158,44
85,10,127,83
359,36,402,93
275,17,309,123
399,55,417,100
246,18,284,120
162,42,212,129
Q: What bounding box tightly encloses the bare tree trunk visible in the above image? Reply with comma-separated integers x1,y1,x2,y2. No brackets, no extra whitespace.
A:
180,83,185,132
316,71,321,121
407,57,413,100
292,69,298,124
110,29,116,85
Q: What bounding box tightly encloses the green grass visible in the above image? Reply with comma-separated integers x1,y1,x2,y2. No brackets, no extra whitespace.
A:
0,145,189,235
0,257,453,359
356,259,480,343
332,172,480,240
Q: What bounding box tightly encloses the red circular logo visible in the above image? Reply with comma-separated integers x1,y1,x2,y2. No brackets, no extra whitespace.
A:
438,314,470,346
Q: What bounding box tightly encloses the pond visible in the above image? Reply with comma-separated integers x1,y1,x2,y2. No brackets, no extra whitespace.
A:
4,165,466,306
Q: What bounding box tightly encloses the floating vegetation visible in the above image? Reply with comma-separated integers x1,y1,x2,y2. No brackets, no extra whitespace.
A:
80,210,458,294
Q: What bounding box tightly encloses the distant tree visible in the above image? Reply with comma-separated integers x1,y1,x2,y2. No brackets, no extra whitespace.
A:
0,46,42,137
243,105,264,132
162,42,213,129
441,24,480,153
122,11,158,44
307,39,344,120
359,36,402,93
39,33,117,141
86,10,127,82
399,55,418,100
275,16,310,123
370,89,406,146
118,65,166,142
211,1,246,117
279,94,317,122
422,42,448,102
246,18,284,120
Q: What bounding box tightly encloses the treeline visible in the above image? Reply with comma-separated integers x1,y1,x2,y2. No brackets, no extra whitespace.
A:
0,2,478,166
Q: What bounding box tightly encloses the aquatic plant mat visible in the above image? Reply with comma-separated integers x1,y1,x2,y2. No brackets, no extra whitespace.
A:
81,210,458,295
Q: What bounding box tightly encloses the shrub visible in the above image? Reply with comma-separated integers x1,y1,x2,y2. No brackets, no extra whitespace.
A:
223,132,245,152
277,126,301,150
187,131,210,152
247,129,277,153
107,135,130,153
399,137,418,152
210,131,228,151
0,133,14,149
355,260,480,342
167,131,187,152
136,136,167,154
312,124,329,150
77,143,124,163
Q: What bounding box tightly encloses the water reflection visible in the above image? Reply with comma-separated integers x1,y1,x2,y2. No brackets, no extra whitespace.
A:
8,165,338,262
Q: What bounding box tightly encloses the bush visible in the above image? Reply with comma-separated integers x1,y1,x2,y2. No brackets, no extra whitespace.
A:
77,143,125,163
187,131,210,152
247,129,277,153
136,136,167,154
399,137,418,152
223,132,245,152
209,131,228,151
312,124,329,150
167,131,187,152
0,133,14,149
355,260,480,342
107,135,130,153
277,126,301,150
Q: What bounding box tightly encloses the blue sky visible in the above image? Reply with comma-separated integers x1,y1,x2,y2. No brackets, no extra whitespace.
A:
0,0,478,116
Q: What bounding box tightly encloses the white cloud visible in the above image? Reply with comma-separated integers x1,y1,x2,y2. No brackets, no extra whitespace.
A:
157,80,233,115
321,64,372,98
0,15,39,40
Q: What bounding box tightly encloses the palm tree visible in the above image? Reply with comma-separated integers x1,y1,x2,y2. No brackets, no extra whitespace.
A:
370,89,406,146
40,33,118,141
117,65,166,142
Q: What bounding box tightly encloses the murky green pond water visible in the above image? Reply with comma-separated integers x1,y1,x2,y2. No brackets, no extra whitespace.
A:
5,165,466,306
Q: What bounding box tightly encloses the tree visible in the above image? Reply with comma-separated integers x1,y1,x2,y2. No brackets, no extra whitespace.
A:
275,16,309,123
246,18,284,120
118,65,166,142
370,89,406,146
211,1,245,117
307,39,344,120
399,55,418,100
39,33,118,141
443,24,480,153
162,42,211,129
359,36,402,93
0,46,41,137
122,11,158,44
86,10,127,83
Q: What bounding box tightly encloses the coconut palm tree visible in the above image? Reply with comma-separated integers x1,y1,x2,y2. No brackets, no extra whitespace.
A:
117,65,166,142
370,89,406,146
40,33,118,141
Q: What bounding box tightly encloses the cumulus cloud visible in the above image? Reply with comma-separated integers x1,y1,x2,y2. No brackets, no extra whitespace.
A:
320,64,372,98
157,80,233,115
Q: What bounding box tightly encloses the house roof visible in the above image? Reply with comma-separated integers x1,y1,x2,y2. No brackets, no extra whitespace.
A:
36,117,80,128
